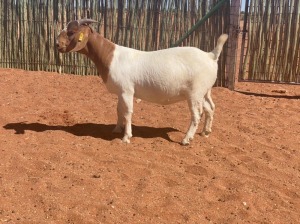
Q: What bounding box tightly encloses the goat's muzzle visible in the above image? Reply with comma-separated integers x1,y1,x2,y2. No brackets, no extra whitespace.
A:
56,29,69,53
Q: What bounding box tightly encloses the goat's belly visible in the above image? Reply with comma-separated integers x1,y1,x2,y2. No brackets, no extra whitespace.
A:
134,88,186,105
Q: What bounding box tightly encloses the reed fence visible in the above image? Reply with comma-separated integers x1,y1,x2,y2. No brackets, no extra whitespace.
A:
0,0,229,86
240,0,300,83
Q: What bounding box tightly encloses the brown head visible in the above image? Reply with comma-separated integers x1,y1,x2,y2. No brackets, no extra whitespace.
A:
56,19,98,53
56,19,115,83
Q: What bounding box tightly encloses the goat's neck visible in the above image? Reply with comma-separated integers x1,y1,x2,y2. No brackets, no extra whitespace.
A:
79,32,115,83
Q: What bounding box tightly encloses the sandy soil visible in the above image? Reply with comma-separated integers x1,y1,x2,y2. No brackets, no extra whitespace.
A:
0,68,299,223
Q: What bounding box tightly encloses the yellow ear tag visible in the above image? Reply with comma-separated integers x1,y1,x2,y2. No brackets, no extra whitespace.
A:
78,32,84,42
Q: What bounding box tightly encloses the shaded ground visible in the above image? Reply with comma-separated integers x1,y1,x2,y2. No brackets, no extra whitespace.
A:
0,68,299,223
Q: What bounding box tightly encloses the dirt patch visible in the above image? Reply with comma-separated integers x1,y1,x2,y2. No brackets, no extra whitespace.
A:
0,68,299,223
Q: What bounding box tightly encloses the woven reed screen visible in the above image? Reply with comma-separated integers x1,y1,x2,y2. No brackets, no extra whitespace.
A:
0,0,229,86
240,0,300,83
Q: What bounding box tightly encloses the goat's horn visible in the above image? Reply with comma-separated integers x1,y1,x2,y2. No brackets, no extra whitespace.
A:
77,19,98,26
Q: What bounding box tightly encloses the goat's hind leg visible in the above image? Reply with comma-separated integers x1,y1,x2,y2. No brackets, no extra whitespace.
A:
201,90,215,137
201,100,214,137
182,97,203,145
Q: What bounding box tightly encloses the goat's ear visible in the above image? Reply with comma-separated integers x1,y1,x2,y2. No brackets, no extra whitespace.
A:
67,20,79,32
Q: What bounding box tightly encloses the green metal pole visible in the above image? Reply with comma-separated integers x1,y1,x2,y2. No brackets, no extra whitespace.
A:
171,0,229,47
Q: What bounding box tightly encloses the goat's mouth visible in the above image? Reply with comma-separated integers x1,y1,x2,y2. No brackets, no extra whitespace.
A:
57,47,67,53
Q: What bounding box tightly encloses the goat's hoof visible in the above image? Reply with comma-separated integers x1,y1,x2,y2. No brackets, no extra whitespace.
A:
181,139,190,146
122,136,131,143
201,131,211,137
112,125,123,133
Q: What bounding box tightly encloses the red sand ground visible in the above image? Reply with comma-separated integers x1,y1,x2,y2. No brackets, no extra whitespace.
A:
0,68,299,223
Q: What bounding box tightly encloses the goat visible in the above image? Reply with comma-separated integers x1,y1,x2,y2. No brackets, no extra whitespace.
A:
56,19,228,145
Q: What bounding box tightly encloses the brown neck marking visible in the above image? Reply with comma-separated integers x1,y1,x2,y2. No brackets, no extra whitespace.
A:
79,31,115,83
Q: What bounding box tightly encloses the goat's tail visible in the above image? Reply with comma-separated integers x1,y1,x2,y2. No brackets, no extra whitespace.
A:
209,34,228,60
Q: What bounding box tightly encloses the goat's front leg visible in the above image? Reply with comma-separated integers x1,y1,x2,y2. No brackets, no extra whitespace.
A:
112,97,125,133
119,92,134,143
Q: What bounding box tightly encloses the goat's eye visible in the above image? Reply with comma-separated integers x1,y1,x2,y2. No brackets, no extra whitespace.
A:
67,31,74,37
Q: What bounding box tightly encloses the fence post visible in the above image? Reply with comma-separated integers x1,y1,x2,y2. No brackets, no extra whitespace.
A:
226,0,241,90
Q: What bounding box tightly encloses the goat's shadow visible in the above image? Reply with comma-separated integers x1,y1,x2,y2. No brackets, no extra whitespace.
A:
3,122,179,142
235,90,300,99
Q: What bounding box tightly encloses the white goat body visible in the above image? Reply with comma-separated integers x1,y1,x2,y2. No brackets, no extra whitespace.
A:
108,46,217,104
56,19,228,145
